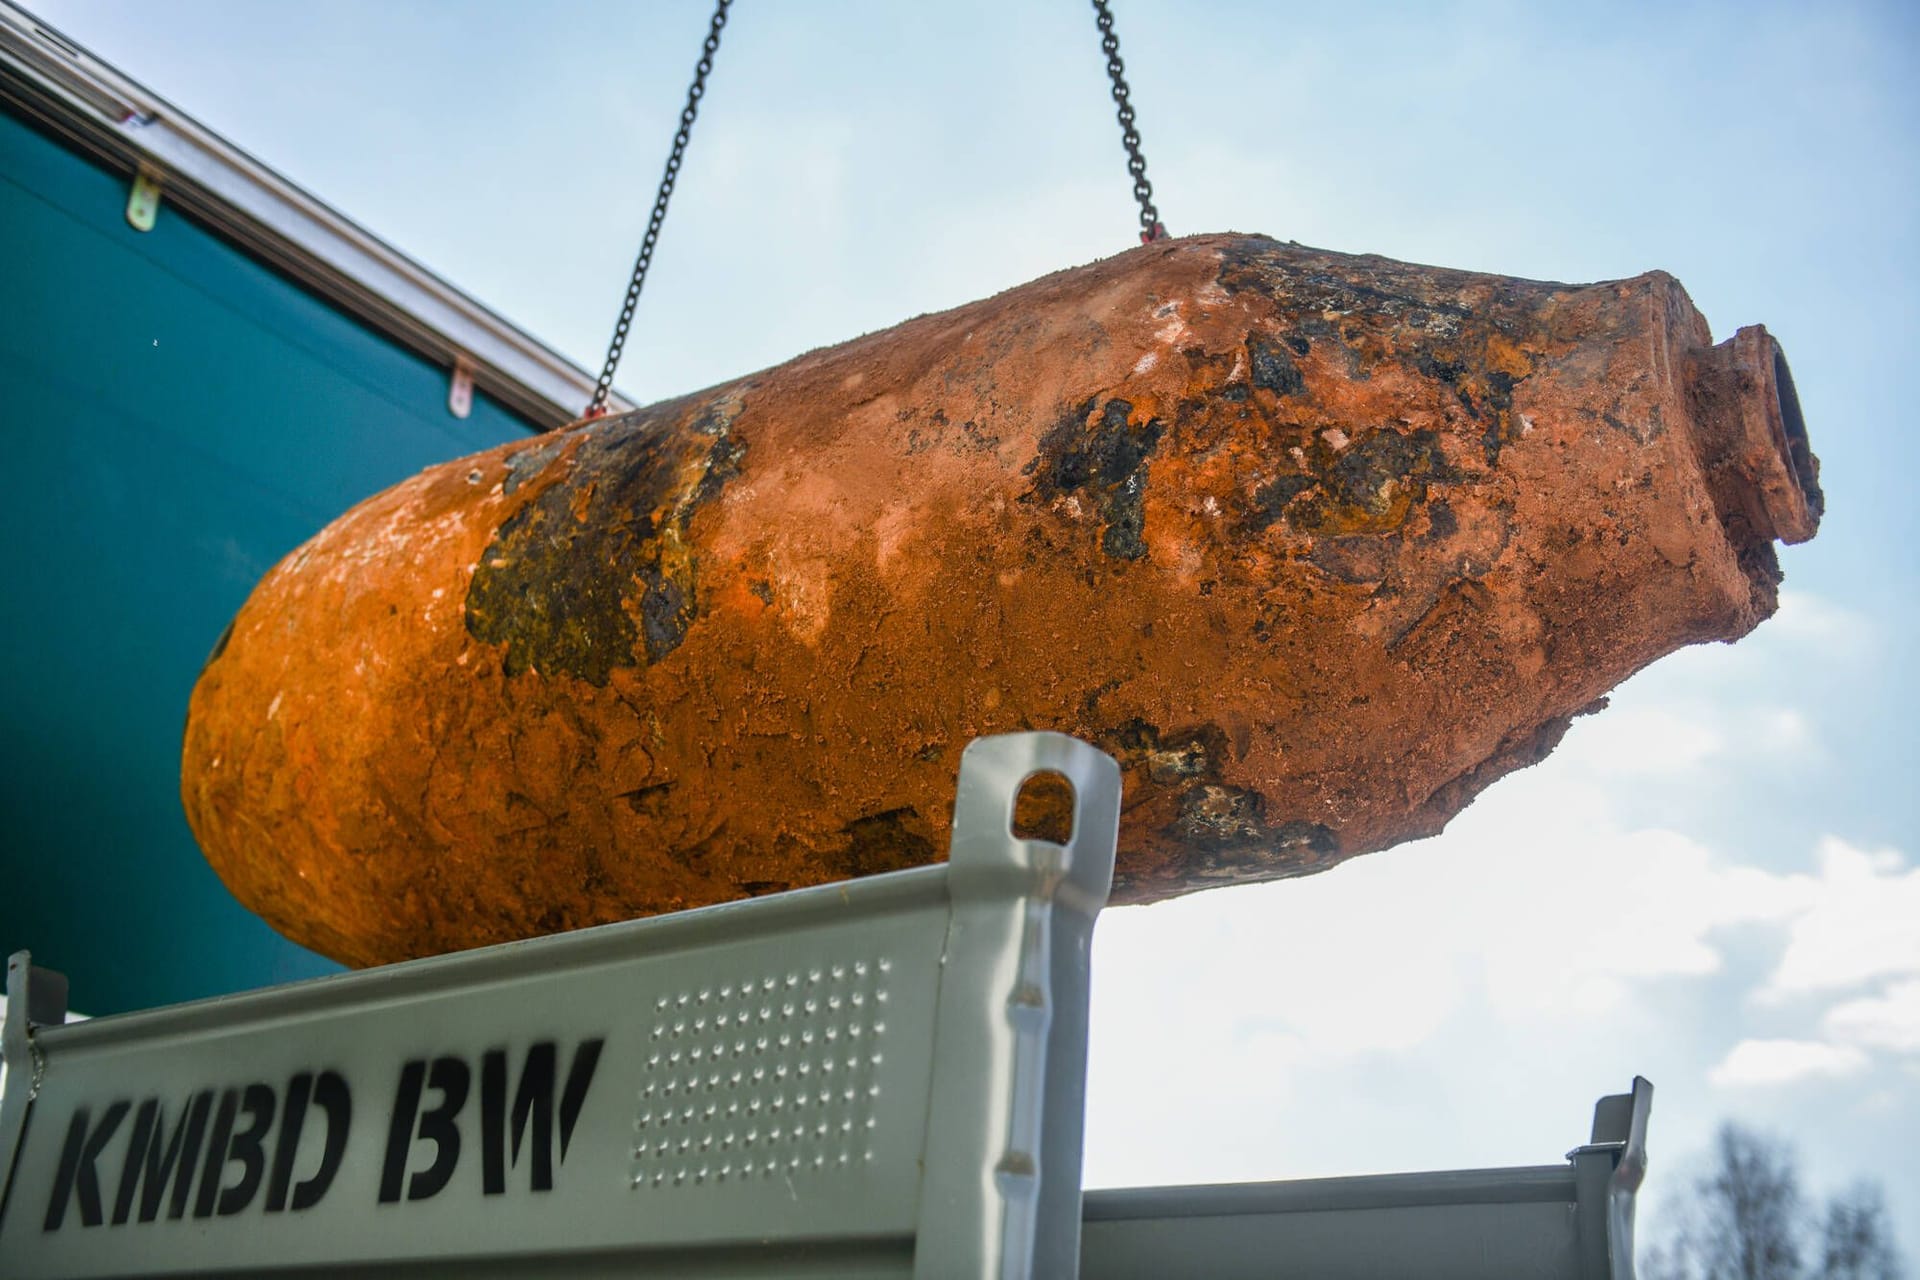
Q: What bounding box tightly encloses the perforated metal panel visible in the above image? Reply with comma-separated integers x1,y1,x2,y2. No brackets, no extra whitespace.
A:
627,956,893,1193
0,732,1122,1279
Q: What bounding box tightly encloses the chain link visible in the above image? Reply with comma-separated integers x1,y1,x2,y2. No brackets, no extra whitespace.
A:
588,0,733,417
1091,0,1166,243
590,0,1166,414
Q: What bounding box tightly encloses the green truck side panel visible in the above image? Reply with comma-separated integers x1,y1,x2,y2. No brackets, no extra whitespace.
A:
0,105,538,1014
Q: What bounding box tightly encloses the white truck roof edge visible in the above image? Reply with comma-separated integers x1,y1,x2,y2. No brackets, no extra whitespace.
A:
0,0,628,429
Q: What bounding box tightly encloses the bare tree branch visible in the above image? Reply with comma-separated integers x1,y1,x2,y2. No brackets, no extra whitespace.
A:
1643,1122,1906,1280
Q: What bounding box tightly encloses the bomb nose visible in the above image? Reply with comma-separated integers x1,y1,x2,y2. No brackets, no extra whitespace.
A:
1763,336,1825,542
1690,325,1824,546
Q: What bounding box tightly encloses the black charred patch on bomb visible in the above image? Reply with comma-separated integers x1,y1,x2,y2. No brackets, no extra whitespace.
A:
1247,334,1305,396
1026,396,1165,561
636,566,690,661
840,808,937,877
1099,717,1338,881
1413,350,1468,389
1214,236,1547,463
501,436,569,495
1290,427,1454,536
1173,784,1258,848
1216,236,1476,320
1331,431,1443,507
688,395,749,505
1172,785,1339,869
466,393,747,684
1415,347,1533,464
1473,367,1524,464
1101,717,1228,785
1245,472,1316,534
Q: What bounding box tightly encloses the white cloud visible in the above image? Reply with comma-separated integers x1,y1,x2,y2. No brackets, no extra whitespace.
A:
1089,778,1683,1116
1825,979,1920,1054
1766,589,1877,653
1709,1038,1870,1087
1741,706,1813,755
1087,743,1917,1184
1761,838,1920,998
1557,705,1726,776
1553,699,1819,780
1543,592,1864,782
1086,760,1824,1169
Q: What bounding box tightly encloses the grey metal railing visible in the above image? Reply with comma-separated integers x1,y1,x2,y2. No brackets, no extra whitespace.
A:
0,731,1121,1279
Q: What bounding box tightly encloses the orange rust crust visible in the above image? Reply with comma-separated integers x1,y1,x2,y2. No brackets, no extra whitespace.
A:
182,234,1817,967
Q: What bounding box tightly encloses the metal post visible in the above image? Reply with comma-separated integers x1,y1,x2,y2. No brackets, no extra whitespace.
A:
0,951,68,1232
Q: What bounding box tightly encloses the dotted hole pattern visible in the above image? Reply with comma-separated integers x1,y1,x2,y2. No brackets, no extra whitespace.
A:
630,957,891,1191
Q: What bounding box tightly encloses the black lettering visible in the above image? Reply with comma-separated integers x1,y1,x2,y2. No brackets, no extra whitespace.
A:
167,1090,216,1220
112,1100,164,1226
480,1050,511,1195
44,1101,130,1231
557,1039,604,1165
378,1056,469,1204
291,1071,351,1211
111,1092,213,1225
214,1084,276,1215
263,1073,313,1213
378,1060,425,1204
510,1046,552,1188
480,1045,552,1194
165,1093,214,1220
482,1038,605,1195
409,1058,468,1200
193,1089,241,1218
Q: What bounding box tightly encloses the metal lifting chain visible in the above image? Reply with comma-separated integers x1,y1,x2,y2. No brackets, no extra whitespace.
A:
588,0,1169,414
587,0,732,417
1091,0,1167,244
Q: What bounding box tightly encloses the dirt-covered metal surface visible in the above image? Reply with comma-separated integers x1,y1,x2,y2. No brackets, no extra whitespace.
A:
181,233,1823,967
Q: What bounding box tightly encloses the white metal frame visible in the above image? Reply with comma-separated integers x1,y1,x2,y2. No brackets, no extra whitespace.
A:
0,0,623,429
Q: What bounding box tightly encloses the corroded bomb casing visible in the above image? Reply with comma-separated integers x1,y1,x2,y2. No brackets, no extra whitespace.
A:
183,234,1822,967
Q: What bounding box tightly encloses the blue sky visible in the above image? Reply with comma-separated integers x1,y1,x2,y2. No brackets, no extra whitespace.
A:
30,0,1920,1253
